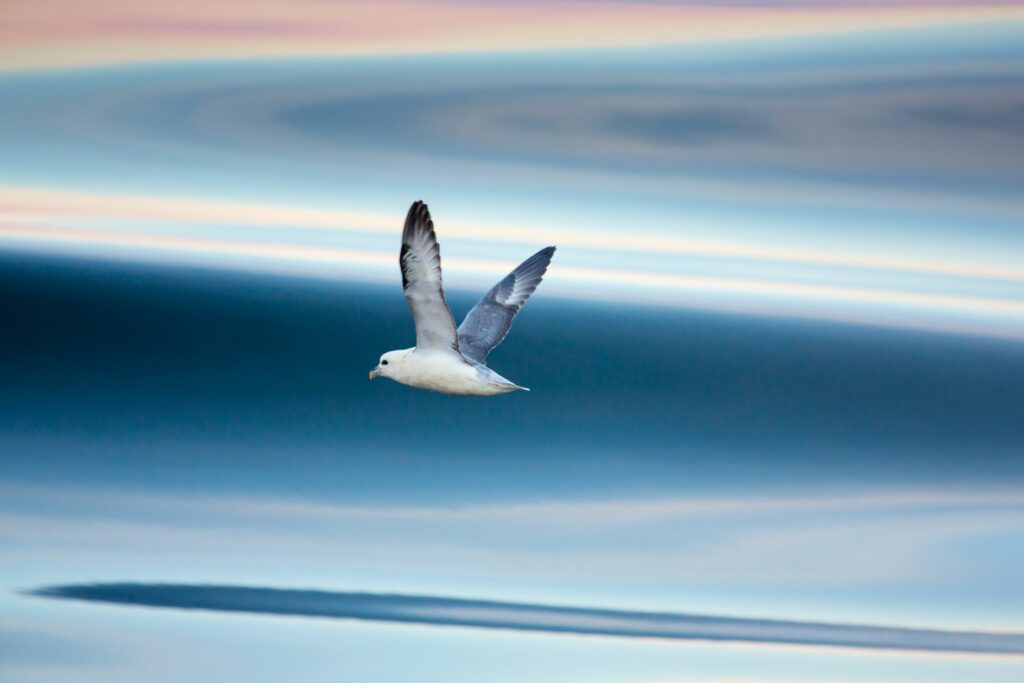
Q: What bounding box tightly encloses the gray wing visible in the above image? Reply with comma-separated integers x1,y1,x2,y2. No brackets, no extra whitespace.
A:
400,201,460,353
457,246,555,365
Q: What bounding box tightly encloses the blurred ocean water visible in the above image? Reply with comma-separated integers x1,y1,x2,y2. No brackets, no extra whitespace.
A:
1,254,1022,682
2,8,1023,683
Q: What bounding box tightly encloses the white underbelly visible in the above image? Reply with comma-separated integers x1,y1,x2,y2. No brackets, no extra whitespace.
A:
398,352,518,396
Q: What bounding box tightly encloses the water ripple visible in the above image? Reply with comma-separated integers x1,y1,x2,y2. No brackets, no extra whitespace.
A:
32,583,1024,655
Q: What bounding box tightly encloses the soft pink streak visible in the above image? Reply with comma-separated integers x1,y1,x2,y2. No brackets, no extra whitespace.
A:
3,1,1024,71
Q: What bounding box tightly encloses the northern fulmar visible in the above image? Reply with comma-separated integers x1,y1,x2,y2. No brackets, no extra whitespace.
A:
369,201,555,396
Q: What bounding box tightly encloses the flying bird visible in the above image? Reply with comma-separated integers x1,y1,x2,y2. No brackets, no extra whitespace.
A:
369,201,555,396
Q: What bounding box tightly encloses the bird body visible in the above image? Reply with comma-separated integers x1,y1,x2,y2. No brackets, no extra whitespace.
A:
370,201,554,396
375,348,524,396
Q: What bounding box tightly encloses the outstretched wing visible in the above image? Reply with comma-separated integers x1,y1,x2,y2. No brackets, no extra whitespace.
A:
458,246,555,365
400,201,459,352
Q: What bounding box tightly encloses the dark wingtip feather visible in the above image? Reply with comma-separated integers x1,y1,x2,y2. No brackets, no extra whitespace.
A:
403,200,433,242
515,246,556,279
400,200,437,290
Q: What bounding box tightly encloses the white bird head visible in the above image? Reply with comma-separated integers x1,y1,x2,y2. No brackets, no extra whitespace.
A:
369,349,412,381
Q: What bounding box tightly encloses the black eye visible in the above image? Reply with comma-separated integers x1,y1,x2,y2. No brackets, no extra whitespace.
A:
381,360,388,365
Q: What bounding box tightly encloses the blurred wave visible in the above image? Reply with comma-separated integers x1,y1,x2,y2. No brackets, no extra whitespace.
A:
3,24,1024,337
32,583,1024,655
3,253,1022,501
6,1,1022,71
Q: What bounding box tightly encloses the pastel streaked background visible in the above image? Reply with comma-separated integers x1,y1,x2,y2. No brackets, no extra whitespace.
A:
1,1,1023,682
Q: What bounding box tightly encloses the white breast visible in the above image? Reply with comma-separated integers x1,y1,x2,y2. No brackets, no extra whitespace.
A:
394,351,518,396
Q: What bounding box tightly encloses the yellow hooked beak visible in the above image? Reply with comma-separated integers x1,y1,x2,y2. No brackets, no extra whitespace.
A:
368,367,382,380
